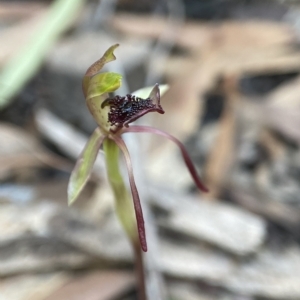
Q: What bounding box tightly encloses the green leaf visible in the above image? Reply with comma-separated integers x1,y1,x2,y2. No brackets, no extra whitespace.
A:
68,128,106,205
132,84,169,99
0,0,87,109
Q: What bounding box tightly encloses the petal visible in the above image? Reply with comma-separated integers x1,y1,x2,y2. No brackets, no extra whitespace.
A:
86,72,122,132
111,135,147,252
82,45,122,131
122,126,209,192
82,44,119,97
148,83,162,108
132,84,169,100
87,72,122,101
68,128,106,205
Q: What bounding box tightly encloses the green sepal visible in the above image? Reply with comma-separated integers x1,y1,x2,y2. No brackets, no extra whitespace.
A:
86,72,122,101
85,72,122,131
103,139,138,245
82,44,122,130
68,127,106,205
82,44,119,98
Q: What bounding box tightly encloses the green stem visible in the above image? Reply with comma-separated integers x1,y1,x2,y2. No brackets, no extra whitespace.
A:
103,138,147,300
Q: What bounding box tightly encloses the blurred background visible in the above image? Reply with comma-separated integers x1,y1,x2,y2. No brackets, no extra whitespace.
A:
1,0,300,299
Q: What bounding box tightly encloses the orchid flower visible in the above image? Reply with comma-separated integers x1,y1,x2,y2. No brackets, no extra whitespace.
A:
68,44,208,252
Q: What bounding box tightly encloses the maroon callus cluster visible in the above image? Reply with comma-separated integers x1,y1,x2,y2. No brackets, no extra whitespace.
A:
102,94,158,128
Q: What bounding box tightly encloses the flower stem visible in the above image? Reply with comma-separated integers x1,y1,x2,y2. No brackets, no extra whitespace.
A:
103,138,147,300
133,242,147,300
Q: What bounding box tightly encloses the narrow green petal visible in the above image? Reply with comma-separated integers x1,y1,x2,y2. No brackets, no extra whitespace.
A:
68,128,106,205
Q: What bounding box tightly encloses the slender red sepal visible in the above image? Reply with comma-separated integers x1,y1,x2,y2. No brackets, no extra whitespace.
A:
121,126,209,193
111,135,147,252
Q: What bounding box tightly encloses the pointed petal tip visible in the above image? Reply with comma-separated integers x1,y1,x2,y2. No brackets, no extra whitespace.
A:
67,185,78,206
149,84,160,105
141,243,148,252
84,44,120,77
67,196,75,206
67,178,84,206
198,184,209,193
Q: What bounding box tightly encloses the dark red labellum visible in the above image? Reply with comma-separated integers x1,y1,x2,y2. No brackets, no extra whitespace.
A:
102,93,164,129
